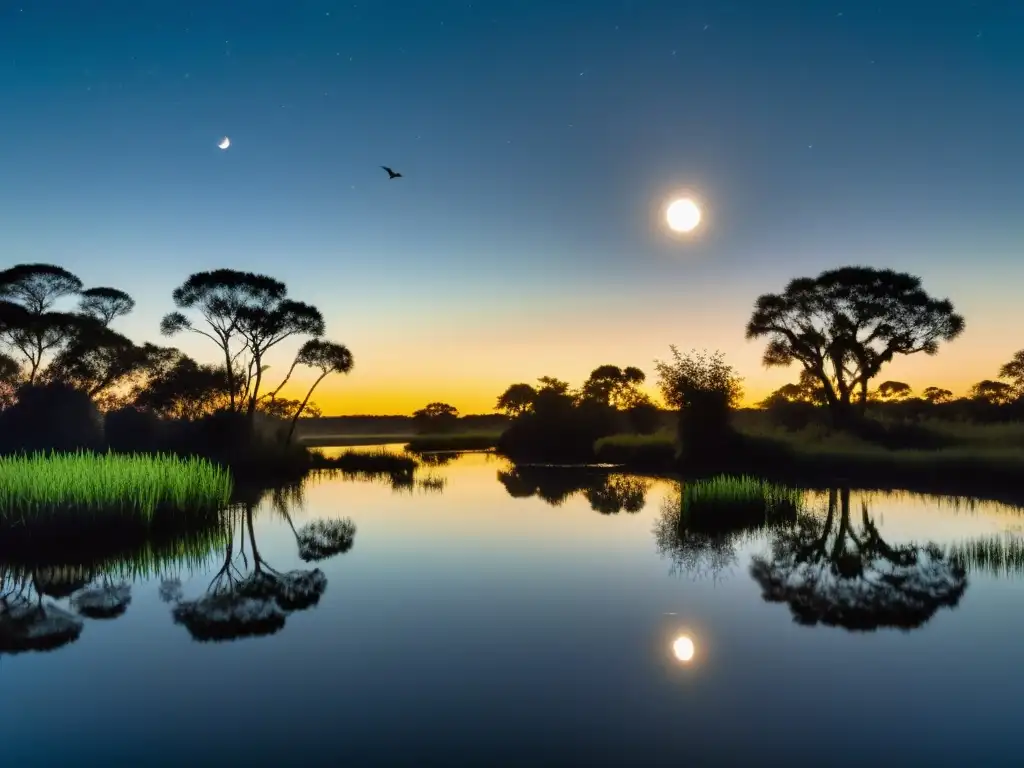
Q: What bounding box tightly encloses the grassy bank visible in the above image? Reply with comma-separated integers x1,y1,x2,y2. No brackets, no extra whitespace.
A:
0,451,234,562
591,422,1024,501
0,452,233,523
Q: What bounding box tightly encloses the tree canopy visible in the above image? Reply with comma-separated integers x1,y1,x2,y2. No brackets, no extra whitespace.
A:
874,380,912,402
921,386,953,405
579,364,647,408
998,350,1024,397
161,270,333,421
495,383,538,417
746,266,965,422
653,347,742,411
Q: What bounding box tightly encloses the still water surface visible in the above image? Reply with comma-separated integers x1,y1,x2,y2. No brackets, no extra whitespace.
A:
3,451,1023,766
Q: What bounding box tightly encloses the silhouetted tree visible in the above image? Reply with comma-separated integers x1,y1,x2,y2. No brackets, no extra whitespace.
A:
654,347,742,458
497,375,619,461
875,380,912,402
998,349,1024,397
0,351,20,409
536,376,571,396
413,402,460,434
750,489,967,631
746,266,965,426
131,352,238,419
495,382,538,417
279,339,354,443
922,386,953,405
758,370,830,430
235,295,325,420
259,396,321,420
161,270,295,412
42,323,154,407
579,364,646,408
78,286,135,327
0,264,87,384
970,379,1014,406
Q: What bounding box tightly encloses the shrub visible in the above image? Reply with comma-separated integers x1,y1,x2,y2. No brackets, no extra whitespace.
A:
625,401,663,435
0,383,104,454
498,396,619,462
654,347,743,462
105,406,163,453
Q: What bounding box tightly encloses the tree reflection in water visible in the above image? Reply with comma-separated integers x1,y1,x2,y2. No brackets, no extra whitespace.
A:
168,485,357,642
270,484,357,562
71,580,132,619
0,568,84,654
497,465,651,514
0,520,230,654
0,485,357,653
750,488,968,631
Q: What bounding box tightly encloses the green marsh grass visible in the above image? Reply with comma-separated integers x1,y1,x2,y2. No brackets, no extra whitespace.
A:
680,475,805,533
0,451,233,525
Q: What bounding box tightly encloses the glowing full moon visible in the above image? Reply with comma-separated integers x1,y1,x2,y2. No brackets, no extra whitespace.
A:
666,198,701,233
218,136,231,150
672,635,696,663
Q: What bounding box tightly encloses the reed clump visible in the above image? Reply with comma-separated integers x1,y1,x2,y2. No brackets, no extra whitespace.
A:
681,475,805,531
0,451,234,526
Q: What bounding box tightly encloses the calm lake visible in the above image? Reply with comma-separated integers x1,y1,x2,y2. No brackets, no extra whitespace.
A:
3,449,1023,766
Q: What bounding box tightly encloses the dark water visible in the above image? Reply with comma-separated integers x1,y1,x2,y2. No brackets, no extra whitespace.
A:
2,450,1023,767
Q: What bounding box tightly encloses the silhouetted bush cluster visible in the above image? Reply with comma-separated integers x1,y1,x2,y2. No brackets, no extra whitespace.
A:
762,398,825,432
104,406,163,453
624,401,663,435
498,390,621,462
0,383,104,454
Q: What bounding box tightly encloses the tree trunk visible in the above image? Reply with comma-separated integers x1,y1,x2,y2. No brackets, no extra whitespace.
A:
245,353,263,422
286,372,328,444
856,379,870,415
221,338,237,412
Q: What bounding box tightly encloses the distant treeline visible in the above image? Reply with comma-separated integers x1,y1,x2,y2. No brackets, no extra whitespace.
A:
297,413,512,436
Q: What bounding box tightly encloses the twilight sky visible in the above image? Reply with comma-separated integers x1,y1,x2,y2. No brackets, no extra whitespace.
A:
2,1,1022,414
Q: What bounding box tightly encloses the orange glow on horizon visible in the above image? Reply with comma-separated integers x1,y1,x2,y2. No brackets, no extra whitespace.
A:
163,286,1020,418
276,371,999,417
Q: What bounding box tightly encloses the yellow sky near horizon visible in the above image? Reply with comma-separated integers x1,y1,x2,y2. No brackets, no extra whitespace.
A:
271,304,1019,416
115,265,1022,418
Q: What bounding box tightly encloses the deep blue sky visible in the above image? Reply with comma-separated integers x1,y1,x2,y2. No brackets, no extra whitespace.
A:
2,1,1022,412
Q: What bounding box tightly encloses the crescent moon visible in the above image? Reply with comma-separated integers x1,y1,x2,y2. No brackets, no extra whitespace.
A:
218,136,231,150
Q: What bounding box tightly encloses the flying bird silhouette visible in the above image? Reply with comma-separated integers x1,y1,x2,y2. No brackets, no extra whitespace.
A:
381,166,403,179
